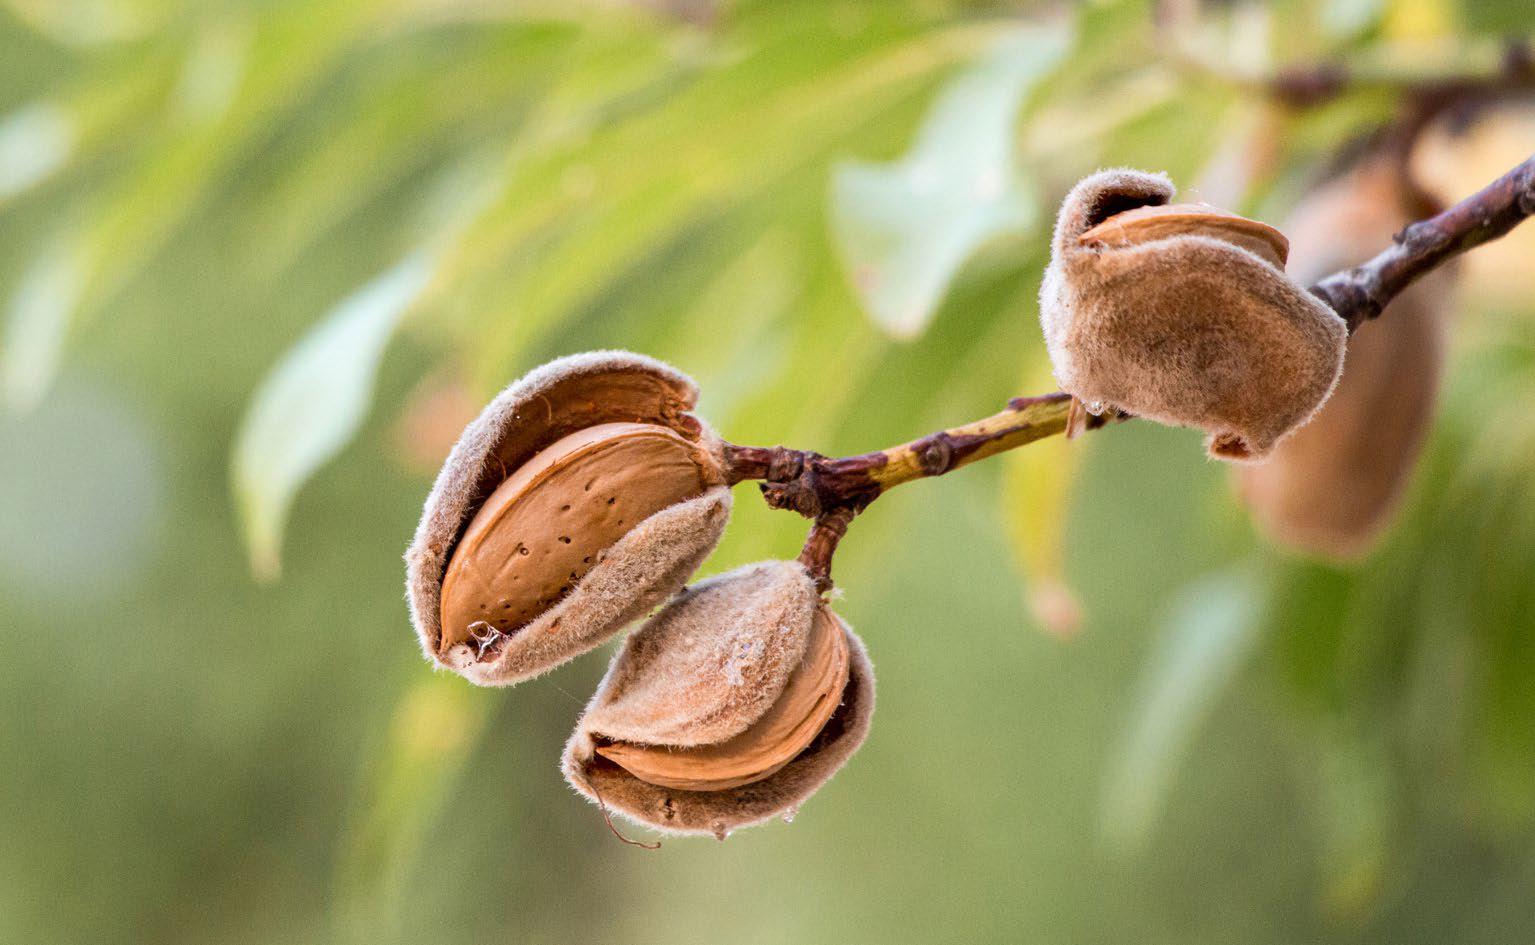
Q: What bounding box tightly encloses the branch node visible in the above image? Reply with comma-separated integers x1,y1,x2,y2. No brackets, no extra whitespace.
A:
915,434,956,476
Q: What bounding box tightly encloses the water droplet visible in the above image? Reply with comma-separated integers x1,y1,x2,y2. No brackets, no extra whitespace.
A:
711,822,729,841
1085,400,1105,416
781,808,798,824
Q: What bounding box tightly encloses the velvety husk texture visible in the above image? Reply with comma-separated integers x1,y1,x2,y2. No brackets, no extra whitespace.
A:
1239,158,1453,558
564,561,876,837
406,351,729,685
1039,168,1348,460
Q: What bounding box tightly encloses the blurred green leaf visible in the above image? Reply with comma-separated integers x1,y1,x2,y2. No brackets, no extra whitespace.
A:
1001,359,1082,638
1313,729,1395,917
1320,0,1386,40
1,235,83,411
232,252,432,581
432,13,1003,382
334,674,493,944
12,0,384,405
830,21,1069,339
1,0,176,46
0,102,74,199
1102,566,1268,850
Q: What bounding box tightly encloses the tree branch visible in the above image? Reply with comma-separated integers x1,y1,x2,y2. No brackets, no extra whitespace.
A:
1314,152,1535,331
1261,40,1534,110
723,152,1535,549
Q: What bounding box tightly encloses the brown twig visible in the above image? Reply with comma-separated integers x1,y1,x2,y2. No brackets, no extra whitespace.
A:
722,394,1112,519
722,152,1535,584
797,508,857,594
1262,41,1535,110
1314,152,1535,330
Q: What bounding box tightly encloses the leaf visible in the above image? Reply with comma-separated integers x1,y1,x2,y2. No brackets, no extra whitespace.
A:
1,238,84,412
231,252,433,582
0,0,170,46
830,21,1071,339
1001,359,1082,638
1321,0,1386,39
431,14,1002,382
332,674,493,944
1312,729,1394,917
0,103,76,201
1100,566,1268,851
14,0,383,406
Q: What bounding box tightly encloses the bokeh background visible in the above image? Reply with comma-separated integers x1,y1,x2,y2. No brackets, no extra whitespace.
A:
2,1,1534,942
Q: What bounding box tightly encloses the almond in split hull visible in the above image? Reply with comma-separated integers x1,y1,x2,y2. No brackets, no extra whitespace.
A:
593,607,852,791
1038,169,1345,462
439,421,716,655
1078,203,1290,269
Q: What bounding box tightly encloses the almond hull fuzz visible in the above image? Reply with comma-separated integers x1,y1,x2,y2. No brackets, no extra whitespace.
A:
593,603,852,791
564,561,876,838
1239,159,1453,559
1039,168,1347,460
406,351,730,685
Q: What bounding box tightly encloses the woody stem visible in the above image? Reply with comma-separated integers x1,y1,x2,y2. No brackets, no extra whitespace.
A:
722,152,1535,579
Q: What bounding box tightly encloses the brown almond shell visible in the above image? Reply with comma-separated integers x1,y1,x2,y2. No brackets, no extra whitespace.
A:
406,350,729,685
1040,168,1346,461
1077,202,1290,269
563,561,875,838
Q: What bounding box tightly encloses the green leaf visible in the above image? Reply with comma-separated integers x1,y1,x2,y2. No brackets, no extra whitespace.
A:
0,103,76,200
1101,566,1268,850
231,252,433,582
1,237,84,412
830,21,1071,339
1001,358,1082,638
14,0,383,406
332,674,493,944
1312,729,1394,917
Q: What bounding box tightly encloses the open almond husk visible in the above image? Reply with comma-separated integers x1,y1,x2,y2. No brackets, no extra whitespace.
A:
1040,168,1346,461
564,560,875,839
406,351,731,686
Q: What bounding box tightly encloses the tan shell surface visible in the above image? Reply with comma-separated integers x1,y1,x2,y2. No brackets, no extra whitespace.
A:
1078,202,1290,269
593,604,851,791
406,351,727,684
565,606,875,838
438,422,716,654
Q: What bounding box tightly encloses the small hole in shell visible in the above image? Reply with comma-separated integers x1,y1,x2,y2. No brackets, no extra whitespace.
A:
607,497,616,505
559,536,572,544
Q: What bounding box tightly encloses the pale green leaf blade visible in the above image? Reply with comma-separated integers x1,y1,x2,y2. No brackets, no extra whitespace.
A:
1,238,84,412
1101,566,1268,850
332,674,493,944
1000,358,1083,637
232,253,433,581
0,103,76,200
830,20,1071,339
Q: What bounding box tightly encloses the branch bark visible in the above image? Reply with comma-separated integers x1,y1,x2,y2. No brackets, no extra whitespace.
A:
723,152,1535,543
1314,153,1535,330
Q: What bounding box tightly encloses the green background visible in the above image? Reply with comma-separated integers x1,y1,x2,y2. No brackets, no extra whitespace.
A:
2,1,1533,942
